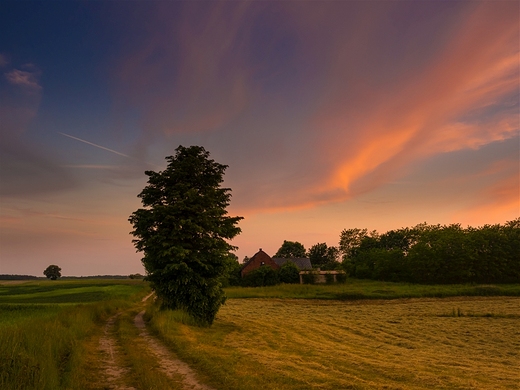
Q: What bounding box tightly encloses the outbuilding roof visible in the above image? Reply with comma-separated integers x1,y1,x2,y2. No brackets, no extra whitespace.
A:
272,257,312,270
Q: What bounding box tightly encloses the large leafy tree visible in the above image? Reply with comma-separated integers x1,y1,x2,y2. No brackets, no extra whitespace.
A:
129,146,243,325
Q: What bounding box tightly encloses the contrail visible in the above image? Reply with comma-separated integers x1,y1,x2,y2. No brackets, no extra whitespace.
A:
58,132,130,158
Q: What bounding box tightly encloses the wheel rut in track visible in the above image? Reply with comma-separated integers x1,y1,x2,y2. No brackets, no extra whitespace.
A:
134,310,214,390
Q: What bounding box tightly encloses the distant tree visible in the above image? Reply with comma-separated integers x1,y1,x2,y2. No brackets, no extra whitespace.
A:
43,265,61,280
129,146,243,325
274,240,307,258
309,243,340,270
339,228,368,260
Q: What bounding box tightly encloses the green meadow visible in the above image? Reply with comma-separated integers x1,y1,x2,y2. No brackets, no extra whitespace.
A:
224,280,520,300
0,279,150,390
1,279,519,389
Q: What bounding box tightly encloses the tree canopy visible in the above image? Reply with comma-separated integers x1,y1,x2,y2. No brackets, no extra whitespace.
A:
43,265,61,280
340,219,520,284
129,145,243,325
274,240,307,258
308,243,340,270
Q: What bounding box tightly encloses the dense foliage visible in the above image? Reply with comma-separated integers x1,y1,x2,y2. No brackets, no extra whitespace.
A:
43,265,62,280
278,261,301,284
341,219,520,284
274,240,307,258
129,146,242,325
308,243,340,270
241,266,280,287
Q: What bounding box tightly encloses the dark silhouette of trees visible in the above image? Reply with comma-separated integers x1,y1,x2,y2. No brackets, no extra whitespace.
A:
340,219,520,284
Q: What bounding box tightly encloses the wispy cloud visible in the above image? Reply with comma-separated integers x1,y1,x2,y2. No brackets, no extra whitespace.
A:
58,132,131,158
62,164,123,170
5,68,41,90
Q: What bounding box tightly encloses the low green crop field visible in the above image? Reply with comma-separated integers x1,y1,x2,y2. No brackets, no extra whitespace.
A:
0,279,149,390
0,279,143,304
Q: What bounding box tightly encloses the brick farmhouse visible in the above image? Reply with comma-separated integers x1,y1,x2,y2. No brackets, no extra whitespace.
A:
240,249,312,277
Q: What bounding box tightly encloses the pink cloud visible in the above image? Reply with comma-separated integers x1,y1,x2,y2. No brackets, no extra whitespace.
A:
108,1,518,217
308,1,518,202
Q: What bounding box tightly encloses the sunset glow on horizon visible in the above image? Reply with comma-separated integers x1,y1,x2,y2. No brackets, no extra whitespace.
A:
0,1,518,276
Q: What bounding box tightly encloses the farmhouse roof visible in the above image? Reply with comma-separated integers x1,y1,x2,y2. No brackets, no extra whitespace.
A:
241,249,273,270
272,257,312,270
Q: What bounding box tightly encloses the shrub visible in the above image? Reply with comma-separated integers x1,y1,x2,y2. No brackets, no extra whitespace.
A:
301,272,317,284
242,267,279,287
279,262,300,284
336,272,347,284
325,273,335,284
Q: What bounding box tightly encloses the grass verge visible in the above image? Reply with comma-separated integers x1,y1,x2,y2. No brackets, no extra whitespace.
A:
224,280,520,300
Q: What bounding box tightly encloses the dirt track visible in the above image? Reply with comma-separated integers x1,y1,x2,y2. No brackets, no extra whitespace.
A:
97,293,213,390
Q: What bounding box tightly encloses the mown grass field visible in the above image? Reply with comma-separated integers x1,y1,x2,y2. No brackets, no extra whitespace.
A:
149,284,520,390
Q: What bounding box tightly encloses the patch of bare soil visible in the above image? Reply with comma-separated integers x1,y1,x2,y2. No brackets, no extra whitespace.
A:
98,313,135,390
141,292,154,303
134,310,214,390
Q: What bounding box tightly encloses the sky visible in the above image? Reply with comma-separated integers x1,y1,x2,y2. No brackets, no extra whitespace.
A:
0,1,518,276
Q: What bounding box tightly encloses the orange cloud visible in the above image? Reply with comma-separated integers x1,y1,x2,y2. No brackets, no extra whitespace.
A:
310,2,518,202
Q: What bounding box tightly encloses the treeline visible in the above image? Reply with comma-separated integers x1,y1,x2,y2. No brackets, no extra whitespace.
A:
341,219,520,284
0,274,38,280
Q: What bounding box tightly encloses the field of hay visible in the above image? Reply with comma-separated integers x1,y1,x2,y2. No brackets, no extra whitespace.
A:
150,296,520,390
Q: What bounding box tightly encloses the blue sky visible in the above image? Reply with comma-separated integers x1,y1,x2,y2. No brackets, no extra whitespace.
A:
0,1,518,276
